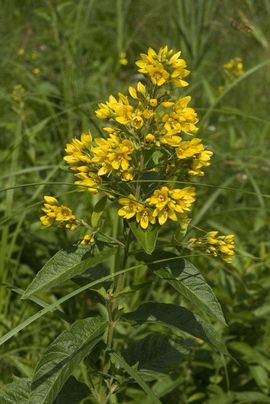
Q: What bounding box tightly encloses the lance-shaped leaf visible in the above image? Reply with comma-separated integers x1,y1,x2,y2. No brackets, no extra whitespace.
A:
123,333,183,373
91,195,107,228
124,302,227,353
150,253,226,325
29,317,106,404
54,376,90,404
23,245,115,299
129,222,158,255
110,351,161,404
0,377,30,404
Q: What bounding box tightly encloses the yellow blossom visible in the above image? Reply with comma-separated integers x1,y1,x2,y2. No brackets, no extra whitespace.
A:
136,46,190,87
147,186,196,225
131,114,144,129
118,195,143,219
75,172,101,193
81,234,95,244
189,231,235,263
176,138,204,159
169,187,196,213
96,93,133,124
189,150,213,176
136,208,156,229
40,196,77,230
145,133,155,143
107,139,135,170
162,96,198,136
32,67,41,75
119,52,128,66
224,57,244,78
149,98,158,107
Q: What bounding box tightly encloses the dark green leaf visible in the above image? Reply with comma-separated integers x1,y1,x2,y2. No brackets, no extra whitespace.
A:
29,317,106,404
128,221,158,255
123,333,183,373
124,302,227,353
91,196,107,228
110,351,161,404
54,376,90,404
0,377,30,404
23,245,115,299
150,253,226,325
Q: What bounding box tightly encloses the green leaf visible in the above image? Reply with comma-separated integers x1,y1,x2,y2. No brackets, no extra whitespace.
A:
0,377,30,404
232,391,270,403
128,221,158,255
228,341,270,371
54,376,90,404
29,317,106,404
150,253,226,325
23,245,115,299
124,302,227,353
109,351,161,404
91,196,107,228
123,333,183,373
249,366,269,394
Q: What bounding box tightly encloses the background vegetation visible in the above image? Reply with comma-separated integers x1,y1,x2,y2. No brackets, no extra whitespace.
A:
0,0,270,402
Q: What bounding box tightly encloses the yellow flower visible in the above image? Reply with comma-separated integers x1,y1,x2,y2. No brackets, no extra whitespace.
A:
108,139,134,170
136,46,189,87
131,114,144,129
149,98,158,107
136,208,156,229
189,231,235,263
176,138,204,159
119,52,128,66
142,109,154,120
188,150,213,176
81,234,95,244
118,195,143,219
120,168,134,181
96,93,133,124
224,57,244,78
75,172,101,193
162,96,198,136
145,133,155,143
147,186,171,210
32,67,41,75
169,187,196,213
64,132,92,167
161,132,182,147
146,64,170,86
40,196,77,230
147,186,195,225
128,82,147,100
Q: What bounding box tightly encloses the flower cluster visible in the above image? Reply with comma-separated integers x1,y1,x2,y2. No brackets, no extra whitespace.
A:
40,46,235,264
63,46,214,230
40,196,77,230
118,186,195,229
224,57,244,79
188,231,235,263
136,46,190,87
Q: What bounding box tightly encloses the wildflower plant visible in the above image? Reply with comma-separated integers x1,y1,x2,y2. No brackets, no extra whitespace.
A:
8,47,236,403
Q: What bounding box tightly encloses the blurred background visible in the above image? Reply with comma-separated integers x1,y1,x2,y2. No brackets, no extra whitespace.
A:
0,0,270,401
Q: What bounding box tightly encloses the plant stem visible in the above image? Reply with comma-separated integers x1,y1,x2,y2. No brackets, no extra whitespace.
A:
106,228,132,349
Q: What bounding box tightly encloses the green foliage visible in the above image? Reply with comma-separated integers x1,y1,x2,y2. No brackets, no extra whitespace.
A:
124,302,227,353
128,221,158,254
29,317,106,403
151,254,226,325
23,245,115,299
